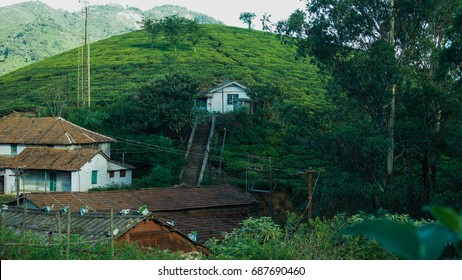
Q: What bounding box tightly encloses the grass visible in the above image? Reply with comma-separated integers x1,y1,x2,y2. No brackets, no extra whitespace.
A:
0,24,324,115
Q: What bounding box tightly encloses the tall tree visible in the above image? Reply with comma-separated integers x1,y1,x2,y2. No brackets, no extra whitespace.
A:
239,12,256,30
278,0,462,211
141,18,161,49
159,15,194,52
260,13,272,31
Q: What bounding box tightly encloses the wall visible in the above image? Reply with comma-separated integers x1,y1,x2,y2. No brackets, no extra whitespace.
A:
119,219,198,253
0,144,27,156
108,169,132,186
209,85,250,113
71,153,108,191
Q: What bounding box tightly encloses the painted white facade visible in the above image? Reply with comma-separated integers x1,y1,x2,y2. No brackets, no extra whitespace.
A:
107,161,133,186
201,81,251,113
2,153,130,194
0,144,27,156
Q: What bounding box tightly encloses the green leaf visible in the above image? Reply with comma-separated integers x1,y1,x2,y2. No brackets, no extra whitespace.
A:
416,224,453,260
344,219,421,259
424,206,462,236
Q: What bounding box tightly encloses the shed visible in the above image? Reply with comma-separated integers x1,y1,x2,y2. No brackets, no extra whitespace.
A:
0,207,208,254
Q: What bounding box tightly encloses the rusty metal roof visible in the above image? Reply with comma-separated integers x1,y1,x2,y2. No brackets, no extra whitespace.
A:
1,147,101,171
0,207,202,248
0,117,115,145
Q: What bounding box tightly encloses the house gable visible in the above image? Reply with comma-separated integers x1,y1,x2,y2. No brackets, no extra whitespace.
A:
201,80,251,113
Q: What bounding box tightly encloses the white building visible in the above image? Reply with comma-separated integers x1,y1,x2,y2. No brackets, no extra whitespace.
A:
0,117,134,194
198,80,253,114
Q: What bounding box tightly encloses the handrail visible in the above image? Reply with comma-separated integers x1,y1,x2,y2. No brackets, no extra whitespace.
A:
197,115,215,186
179,121,197,183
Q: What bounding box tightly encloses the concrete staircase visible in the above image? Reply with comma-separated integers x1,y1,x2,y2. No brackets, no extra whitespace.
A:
181,118,214,186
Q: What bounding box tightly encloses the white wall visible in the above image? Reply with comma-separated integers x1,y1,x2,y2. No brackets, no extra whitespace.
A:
108,170,132,186
0,144,27,156
209,85,250,113
71,153,108,192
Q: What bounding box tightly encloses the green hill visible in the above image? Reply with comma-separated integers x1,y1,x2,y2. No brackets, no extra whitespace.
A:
0,1,221,75
0,24,324,115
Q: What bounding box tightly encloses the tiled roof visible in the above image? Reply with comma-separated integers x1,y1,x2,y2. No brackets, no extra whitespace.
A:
23,185,258,212
1,147,101,171
0,117,115,145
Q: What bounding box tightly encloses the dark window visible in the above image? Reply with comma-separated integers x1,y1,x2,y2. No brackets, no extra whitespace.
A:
227,94,239,105
11,144,17,156
120,170,126,178
109,171,114,178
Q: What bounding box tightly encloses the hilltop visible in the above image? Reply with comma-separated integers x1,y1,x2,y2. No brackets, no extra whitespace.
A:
0,1,221,75
0,24,324,115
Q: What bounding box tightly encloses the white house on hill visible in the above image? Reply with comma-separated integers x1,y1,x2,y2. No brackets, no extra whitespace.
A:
0,117,134,194
198,80,253,114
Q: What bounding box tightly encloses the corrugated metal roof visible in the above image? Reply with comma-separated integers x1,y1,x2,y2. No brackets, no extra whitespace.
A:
208,80,247,93
1,147,101,171
0,117,115,145
0,207,202,246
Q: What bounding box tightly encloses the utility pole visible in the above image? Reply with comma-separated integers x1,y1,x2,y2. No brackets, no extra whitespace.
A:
296,167,324,235
78,0,91,108
387,0,396,185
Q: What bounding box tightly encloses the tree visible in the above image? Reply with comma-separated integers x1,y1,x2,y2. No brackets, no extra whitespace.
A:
159,15,194,52
141,18,161,49
185,19,202,53
239,12,256,30
278,0,462,212
260,13,272,31
132,72,200,137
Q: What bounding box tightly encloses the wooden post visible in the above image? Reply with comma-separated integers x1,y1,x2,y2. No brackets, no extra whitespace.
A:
56,212,62,257
110,209,115,259
20,196,27,243
66,207,71,259
307,167,313,234
1,210,5,239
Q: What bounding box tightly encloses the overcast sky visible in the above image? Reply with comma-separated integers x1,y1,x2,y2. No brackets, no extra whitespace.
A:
0,0,307,29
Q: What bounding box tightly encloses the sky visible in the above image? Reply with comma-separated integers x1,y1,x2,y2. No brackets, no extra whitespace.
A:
0,0,307,29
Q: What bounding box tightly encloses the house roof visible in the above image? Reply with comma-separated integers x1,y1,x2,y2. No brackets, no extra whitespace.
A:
0,147,101,171
107,159,136,171
22,184,258,212
0,207,206,251
208,80,248,93
16,185,259,243
0,117,115,145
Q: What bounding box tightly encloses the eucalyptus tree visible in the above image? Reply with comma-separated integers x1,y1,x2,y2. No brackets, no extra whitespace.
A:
278,0,462,211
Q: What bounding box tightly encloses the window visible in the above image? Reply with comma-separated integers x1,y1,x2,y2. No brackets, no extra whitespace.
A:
227,94,239,105
91,170,98,184
120,170,126,178
11,144,17,156
109,171,114,178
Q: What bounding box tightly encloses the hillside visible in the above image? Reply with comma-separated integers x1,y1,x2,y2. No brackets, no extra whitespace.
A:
0,1,221,75
0,24,324,115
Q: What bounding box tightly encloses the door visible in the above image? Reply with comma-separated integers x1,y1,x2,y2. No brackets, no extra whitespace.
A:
0,175,4,194
49,172,56,192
